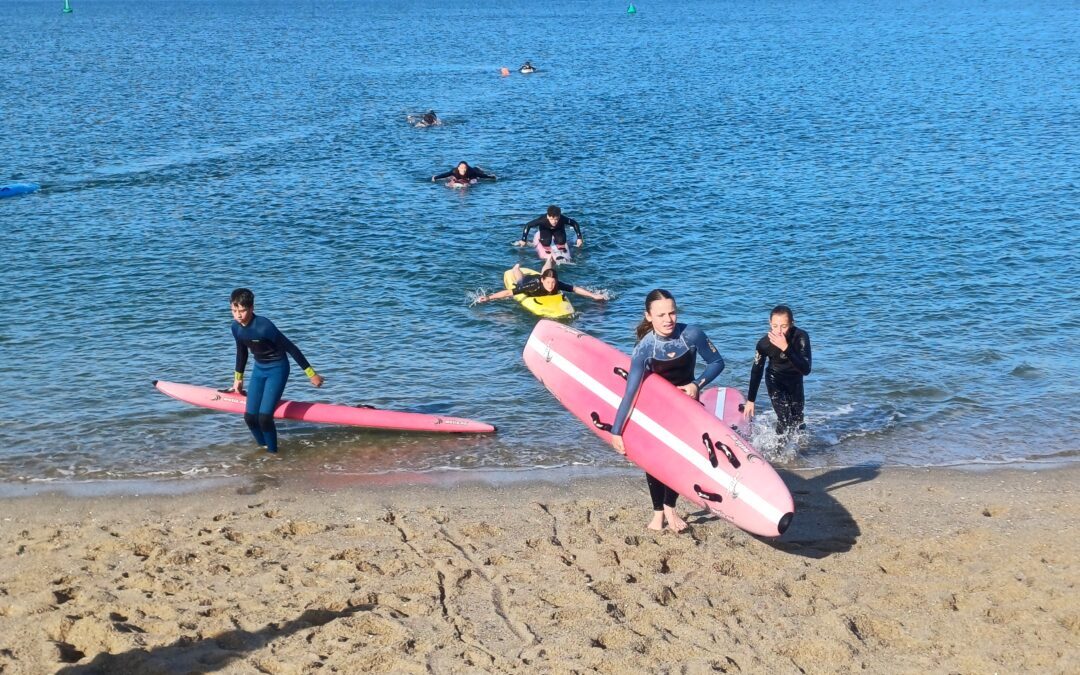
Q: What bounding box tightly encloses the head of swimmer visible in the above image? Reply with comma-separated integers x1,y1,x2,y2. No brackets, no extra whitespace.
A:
546,204,561,227
422,110,437,125
230,287,255,326
637,289,677,340
453,161,471,177
770,305,794,337
540,267,559,293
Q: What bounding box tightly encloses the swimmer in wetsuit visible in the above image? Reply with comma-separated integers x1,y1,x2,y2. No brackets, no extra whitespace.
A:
744,305,812,436
513,205,585,252
412,110,440,127
610,289,725,532
432,161,497,185
475,258,606,303
519,61,536,74
227,288,324,454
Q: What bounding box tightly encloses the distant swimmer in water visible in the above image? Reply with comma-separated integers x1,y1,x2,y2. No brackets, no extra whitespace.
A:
227,288,324,454
514,205,585,253
519,61,537,74
410,110,440,127
475,258,606,304
744,305,812,436
432,161,497,185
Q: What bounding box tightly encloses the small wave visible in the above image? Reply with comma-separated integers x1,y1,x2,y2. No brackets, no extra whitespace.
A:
1009,363,1041,379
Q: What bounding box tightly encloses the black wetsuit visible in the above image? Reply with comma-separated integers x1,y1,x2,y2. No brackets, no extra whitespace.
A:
747,327,812,435
433,166,496,183
513,276,573,297
520,214,582,248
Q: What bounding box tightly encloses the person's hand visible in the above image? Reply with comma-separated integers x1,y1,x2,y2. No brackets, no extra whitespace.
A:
431,176,437,182
476,294,489,303
512,240,526,247
228,380,244,394
575,239,583,248
743,401,755,418
309,373,324,388
768,331,789,352
611,435,626,455
678,382,699,399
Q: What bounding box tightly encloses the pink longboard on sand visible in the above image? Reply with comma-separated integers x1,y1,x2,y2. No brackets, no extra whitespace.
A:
532,232,572,264
522,321,793,537
154,380,496,434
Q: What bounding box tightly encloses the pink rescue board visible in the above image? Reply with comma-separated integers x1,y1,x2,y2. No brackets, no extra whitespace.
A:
154,380,496,434
522,320,793,537
700,386,753,439
532,232,572,264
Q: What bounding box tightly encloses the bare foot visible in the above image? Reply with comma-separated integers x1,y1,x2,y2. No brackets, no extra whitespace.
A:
664,509,688,533
647,512,664,531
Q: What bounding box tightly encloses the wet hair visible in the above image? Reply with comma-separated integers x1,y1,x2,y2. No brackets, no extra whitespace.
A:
770,304,794,324
546,205,561,218
540,267,558,281
231,288,254,308
423,110,437,124
635,289,676,340
454,161,470,175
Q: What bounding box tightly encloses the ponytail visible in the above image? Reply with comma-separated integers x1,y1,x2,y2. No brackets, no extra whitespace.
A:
635,289,676,341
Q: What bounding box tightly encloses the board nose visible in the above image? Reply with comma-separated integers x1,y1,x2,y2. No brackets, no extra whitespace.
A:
777,512,794,535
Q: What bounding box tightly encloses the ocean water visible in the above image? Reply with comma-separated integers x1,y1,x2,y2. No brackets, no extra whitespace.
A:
1,0,1077,483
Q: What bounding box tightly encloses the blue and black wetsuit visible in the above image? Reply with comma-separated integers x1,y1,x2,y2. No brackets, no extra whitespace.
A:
514,276,573,297
520,214,583,248
611,324,725,510
747,327,812,435
232,315,316,453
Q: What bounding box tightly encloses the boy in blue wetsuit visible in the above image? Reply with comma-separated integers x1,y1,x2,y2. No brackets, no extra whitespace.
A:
610,289,725,532
227,288,324,453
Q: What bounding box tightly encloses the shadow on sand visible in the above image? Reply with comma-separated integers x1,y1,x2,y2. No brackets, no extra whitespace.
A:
686,464,880,558
56,604,376,674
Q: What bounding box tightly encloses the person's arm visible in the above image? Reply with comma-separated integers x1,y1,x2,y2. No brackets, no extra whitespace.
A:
611,349,650,437
787,330,812,376
518,216,545,244
570,285,605,301
232,328,248,392
431,170,453,181
686,326,725,392
476,289,514,303
273,326,324,387
744,341,767,416
566,217,584,246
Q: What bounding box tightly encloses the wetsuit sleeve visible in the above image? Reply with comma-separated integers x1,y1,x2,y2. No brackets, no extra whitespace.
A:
520,216,546,242
686,327,725,389
557,281,574,293
269,323,313,372
747,339,768,402
612,348,651,436
233,326,248,377
432,170,453,180
566,217,583,240
787,330,812,376
472,168,495,180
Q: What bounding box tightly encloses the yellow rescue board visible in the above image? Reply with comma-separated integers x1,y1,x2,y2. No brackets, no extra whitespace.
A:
503,268,575,319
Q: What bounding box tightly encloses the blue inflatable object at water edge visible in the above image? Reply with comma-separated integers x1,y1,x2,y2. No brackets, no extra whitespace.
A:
0,183,40,199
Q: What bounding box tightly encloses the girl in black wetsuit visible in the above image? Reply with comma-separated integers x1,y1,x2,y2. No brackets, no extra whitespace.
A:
431,161,497,185
744,305,812,435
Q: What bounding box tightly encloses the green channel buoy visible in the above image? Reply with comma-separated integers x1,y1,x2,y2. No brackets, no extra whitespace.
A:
627,3,636,14
62,0,73,13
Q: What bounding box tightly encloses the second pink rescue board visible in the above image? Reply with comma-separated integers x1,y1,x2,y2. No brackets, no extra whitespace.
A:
154,380,496,434
522,320,793,537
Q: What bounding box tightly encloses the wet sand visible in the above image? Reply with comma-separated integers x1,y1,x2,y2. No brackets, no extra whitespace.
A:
0,466,1076,674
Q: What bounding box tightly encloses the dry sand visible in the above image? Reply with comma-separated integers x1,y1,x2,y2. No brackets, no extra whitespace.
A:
0,466,1076,674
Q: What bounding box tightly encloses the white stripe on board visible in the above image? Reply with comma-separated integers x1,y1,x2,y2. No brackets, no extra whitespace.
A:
526,335,785,525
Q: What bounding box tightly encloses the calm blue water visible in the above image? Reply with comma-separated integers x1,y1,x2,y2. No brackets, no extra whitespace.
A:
1,0,1077,483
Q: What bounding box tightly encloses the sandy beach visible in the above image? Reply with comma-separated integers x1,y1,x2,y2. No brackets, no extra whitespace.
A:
0,466,1076,674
